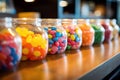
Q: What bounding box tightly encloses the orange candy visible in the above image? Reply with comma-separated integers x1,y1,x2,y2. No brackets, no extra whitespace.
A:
79,23,94,46
16,27,48,61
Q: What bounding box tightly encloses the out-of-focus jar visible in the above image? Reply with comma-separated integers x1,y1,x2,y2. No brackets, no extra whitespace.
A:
90,19,105,44
61,19,82,50
100,19,113,42
13,18,48,61
0,18,22,70
77,19,94,46
42,19,67,54
110,19,119,39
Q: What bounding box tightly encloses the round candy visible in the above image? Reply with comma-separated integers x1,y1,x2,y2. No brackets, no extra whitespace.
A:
0,31,21,70
44,26,67,54
63,25,82,50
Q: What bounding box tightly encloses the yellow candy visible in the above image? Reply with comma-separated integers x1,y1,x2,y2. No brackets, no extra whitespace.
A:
70,35,75,40
66,29,69,32
56,29,61,32
16,27,30,37
31,39,39,47
22,48,29,55
75,29,79,33
48,34,52,38
33,51,41,57
26,35,32,43
67,33,70,37
28,31,34,35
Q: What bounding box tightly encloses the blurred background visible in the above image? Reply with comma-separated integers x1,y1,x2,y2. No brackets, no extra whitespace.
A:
0,0,120,24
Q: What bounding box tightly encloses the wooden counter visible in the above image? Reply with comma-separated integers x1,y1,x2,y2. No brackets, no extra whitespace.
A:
0,38,120,80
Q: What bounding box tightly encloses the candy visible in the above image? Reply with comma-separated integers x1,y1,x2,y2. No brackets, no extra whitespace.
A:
91,24,105,44
79,23,94,46
44,26,67,54
0,31,21,70
101,23,112,42
64,27,82,49
62,19,82,50
15,27,48,61
53,37,59,41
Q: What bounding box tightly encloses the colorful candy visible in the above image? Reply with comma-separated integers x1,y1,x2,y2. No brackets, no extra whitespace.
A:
44,27,67,54
62,19,82,50
15,27,48,61
0,31,21,70
91,24,105,44
66,26,82,49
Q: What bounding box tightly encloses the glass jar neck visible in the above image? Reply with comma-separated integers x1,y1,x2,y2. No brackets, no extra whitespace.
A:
42,19,61,26
77,19,86,24
111,19,117,25
13,18,41,26
90,19,96,24
0,17,12,28
62,19,77,25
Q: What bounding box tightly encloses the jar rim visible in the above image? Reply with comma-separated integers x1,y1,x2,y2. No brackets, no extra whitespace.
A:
13,18,41,21
0,17,12,22
12,18,42,25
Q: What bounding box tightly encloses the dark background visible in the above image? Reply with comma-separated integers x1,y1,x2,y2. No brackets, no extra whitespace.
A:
13,0,117,18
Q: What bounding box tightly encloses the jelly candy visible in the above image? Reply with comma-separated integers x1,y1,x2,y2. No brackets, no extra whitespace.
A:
0,32,21,70
16,27,48,61
79,23,94,46
44,27,67,54
91,24,105,44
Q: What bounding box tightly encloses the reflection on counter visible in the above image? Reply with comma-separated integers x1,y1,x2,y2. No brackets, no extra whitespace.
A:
0,37,120,80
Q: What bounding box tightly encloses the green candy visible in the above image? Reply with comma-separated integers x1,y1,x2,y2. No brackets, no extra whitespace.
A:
91,24,104,44
67,45,71,50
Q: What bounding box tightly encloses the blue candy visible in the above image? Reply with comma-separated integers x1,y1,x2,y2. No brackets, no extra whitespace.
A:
58,46,61,50
53,37,59,41
75,37,80,42
63,40,66,43
44,28,48,33
0,46,2,51
10,47,18,64
49,39,54,44
51,27,57,30
74,33,78,38
56,32,62,37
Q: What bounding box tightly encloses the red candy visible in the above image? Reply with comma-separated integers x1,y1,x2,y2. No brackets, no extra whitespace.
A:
0,31,21,70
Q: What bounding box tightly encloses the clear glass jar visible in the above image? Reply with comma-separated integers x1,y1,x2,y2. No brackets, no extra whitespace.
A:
0,18,22,70
101,19,113,42
42,19,67,54
90,19,105,44
13,18,48,61
77,19,94,46
61,19,82,50
110,19,119,39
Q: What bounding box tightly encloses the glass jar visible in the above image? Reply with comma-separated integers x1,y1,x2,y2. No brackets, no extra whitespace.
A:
110,19,119,39
77,19,94,46
42,19,67,54
61,19,82,50
0,18,22,70
90,19,105,44
13,18,48,61
100,19,113,42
